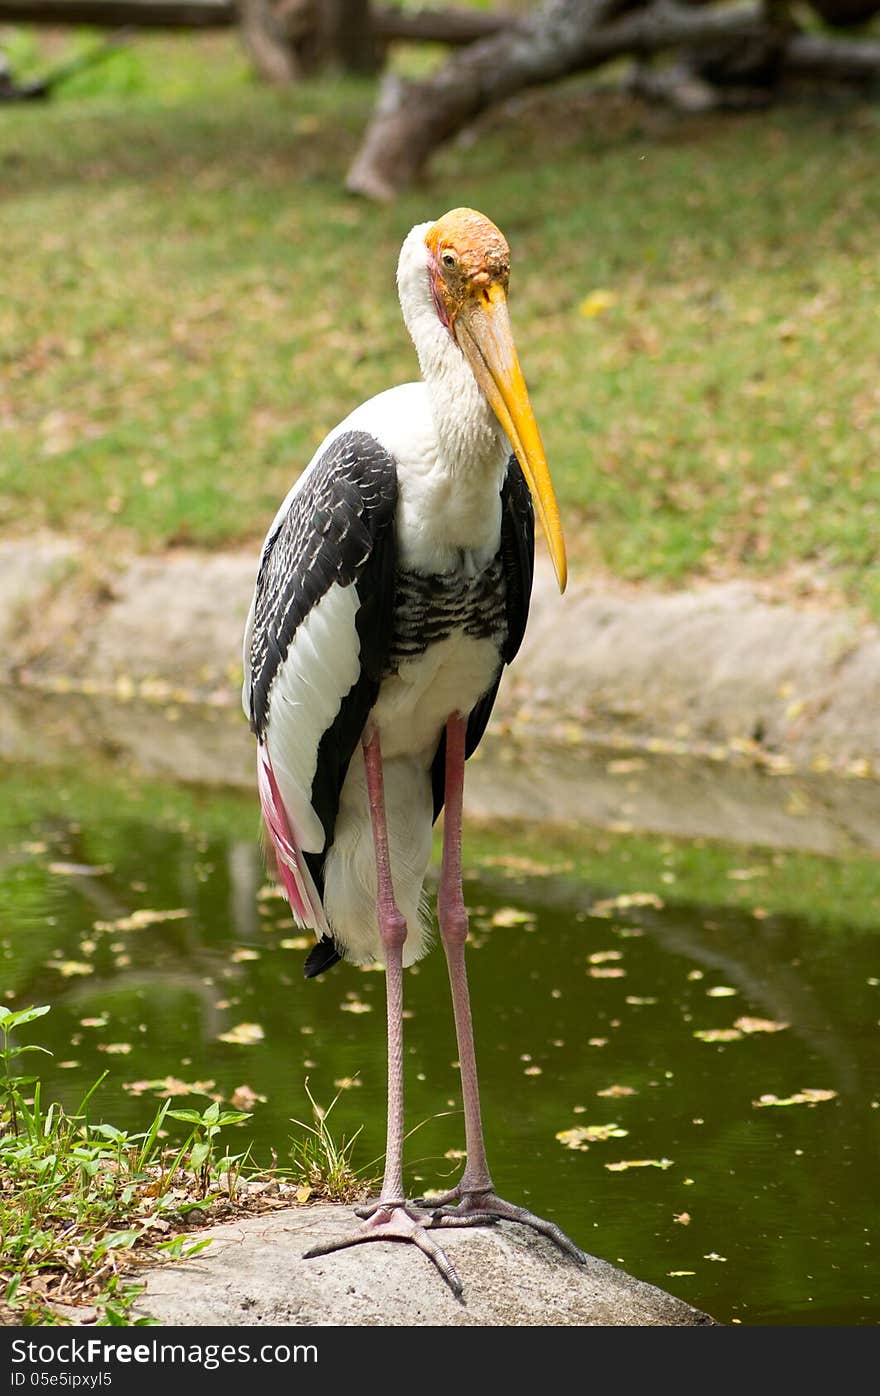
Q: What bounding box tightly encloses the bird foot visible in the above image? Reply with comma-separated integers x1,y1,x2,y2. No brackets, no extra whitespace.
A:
303,1201,469,1297
422,1185,588,1264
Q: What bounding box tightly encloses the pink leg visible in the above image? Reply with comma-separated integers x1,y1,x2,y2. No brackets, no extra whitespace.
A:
436,713,492,1193
424,713,587,1264
303,728,470,1296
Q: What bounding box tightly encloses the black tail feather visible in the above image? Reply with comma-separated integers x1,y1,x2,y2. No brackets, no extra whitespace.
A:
304,935,343,979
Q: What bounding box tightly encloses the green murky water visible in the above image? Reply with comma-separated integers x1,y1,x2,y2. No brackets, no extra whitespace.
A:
2,759,878,1326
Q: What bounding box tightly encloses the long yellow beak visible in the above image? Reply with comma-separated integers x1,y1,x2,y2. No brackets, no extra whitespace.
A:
456,283,567,593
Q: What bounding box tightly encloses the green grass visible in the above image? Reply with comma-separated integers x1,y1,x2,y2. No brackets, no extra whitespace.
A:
0,1003,209,1324
1,31,879,614
0,997,366,1325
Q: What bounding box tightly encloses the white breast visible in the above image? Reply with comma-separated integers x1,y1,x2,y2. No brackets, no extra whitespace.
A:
371,632,500,761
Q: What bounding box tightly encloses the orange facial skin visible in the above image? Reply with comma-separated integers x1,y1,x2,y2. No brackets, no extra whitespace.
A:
425,208,511,332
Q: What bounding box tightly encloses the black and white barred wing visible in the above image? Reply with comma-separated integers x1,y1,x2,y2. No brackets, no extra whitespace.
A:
242,430,398,930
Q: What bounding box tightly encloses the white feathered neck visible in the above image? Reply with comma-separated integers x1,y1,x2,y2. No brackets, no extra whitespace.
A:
397,222,508,484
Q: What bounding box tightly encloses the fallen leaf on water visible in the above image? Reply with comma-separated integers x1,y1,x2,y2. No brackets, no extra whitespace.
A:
590,967,626,979
98,1042,132,1055
340,1000,372,1014
597,1085,637,1098
557,1123,628,1150
753,1089,837,1108
556,1129,589,1152
589,950,623,964
124,1076,217,1098
626,996,658,1006
704,1253,727,1262
706,986,737,998
257,884,286,901
280,937,311,950
55,961,93,978
218,1023,265,1045
231,1084,266,1109
332,1077,361,1090
490,907,535,928
734,1017,789,1034
591,892,664,916
93,908,188,933
668,1270,696,1277
230,948,260,963
589,1037,608,1047
694,1029,743,1042
48,862,113,877
674,1212,691,1226
606,1158,673,1172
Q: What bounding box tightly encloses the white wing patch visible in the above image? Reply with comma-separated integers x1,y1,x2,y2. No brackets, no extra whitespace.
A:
265,582,362,853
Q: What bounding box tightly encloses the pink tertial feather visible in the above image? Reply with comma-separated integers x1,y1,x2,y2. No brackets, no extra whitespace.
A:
256,744,328,934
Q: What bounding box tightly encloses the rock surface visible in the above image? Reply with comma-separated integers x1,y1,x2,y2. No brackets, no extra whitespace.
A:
134,1204,717,1327
4,533,880,773
3,534,880,857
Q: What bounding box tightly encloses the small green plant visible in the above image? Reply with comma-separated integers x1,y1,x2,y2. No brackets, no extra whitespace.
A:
0,1003,52,1136
165,1099,252,1197
0,1006,262,1324
289,1079,367,1202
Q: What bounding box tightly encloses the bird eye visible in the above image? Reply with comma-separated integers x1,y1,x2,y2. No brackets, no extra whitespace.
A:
441,250,458,271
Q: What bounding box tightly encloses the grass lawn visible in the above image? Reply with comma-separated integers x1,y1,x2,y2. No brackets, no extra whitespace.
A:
1,30,879,614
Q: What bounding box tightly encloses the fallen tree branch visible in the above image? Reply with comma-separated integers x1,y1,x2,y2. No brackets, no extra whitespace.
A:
346,0,771,199
785,29,880,78
0,0,514,40
376,5,512,43
0,0,231,23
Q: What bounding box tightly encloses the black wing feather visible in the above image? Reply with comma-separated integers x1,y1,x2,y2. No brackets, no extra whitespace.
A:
247,431,398,975
248,431,398,741
430,455,535,820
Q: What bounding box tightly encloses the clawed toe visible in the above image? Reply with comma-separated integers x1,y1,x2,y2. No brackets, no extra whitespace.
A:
303,1203,464,1297
426,1190,587,1263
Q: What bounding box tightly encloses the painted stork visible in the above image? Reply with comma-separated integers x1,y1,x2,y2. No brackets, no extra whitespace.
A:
242,207,584,1295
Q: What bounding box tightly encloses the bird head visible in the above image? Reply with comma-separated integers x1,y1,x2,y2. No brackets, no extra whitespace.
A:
423,207,567,594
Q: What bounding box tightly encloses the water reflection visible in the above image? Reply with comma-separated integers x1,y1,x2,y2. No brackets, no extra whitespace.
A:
1,761,878,1326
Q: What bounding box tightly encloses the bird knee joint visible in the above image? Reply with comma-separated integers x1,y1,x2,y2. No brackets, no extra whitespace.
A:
379,905,408,949
440,903,469,945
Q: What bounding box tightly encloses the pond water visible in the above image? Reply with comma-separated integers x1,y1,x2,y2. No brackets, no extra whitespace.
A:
1,758,878,1327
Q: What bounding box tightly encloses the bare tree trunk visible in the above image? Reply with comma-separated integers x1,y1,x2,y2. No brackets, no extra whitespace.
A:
347,0,623,199
326,0,380,73
238,0,303,80
238,0,376,77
